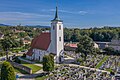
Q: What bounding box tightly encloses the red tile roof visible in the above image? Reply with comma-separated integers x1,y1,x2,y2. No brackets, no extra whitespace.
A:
65,43,78,48
26,32,51,56
26,48,33,56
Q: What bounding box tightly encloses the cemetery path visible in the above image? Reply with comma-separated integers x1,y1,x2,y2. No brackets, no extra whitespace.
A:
16,69,44,80
68,64,110,74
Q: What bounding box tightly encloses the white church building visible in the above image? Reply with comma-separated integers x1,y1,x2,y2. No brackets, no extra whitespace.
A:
26,7,64,63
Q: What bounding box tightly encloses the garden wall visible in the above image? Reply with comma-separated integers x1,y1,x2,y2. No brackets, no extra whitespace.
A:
9,61,32,74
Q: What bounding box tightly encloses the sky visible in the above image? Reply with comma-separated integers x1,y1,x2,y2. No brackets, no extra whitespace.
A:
0,0,120,28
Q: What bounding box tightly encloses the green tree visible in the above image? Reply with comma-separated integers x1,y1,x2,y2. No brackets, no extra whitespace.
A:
76,35,97,60
18,32,27,38
104,47,114,54
1,61,15,80
19,39,24,46
43,54,54,73
0,38,13,60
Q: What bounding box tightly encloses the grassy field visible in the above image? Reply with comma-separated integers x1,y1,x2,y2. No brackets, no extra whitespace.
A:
35,76,49,80
20,60,42,74
95,56,109,69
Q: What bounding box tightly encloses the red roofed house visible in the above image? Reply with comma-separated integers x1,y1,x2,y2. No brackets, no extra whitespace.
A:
64,43,78,51
26,6,64,63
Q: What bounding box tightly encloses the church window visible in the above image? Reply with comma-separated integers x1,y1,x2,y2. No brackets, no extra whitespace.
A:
59,25,61,30
53,25,55,30
59,37,61,41
39,56,40,60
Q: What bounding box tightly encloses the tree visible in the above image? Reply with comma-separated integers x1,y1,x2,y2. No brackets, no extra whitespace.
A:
43,54,54,73
76,35,97,60
18,32,27,38
1,61,15,80
19,39,24,46
104,47,114,54
0,38,13,60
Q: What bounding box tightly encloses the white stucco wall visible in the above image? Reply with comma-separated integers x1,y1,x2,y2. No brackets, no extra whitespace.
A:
32,49,49,62
27,20,64,63
50,21,64,63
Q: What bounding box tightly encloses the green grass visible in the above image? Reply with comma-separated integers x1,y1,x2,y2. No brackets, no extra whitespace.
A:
35,74,53,80
10,47,25,53
0,62,3,68
35,76,49,80
118,62,120,67
105,68,113,72
95,56,108,69
20,60,42,74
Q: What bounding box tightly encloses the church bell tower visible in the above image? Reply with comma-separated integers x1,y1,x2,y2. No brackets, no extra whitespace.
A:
50,6,64,63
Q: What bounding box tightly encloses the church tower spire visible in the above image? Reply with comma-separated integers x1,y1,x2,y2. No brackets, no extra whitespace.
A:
52,1,62,22
53,6,59,20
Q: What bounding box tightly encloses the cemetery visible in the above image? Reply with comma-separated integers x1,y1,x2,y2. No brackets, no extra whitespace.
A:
47,65,113,80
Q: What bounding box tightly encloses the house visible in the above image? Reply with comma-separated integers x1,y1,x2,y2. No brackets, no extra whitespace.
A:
95,42,110,49
108,39,120,51
26,6,64,63
0,33,4,39
64,42,99,51
13,29,25,33
64,43,78,51
23,40,31,45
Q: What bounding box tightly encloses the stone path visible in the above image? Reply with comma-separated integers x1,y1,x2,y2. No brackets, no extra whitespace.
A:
68,64,110,74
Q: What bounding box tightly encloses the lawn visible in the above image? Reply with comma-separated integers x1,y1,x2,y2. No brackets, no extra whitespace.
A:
35,76,49,80
95,56,108,69
105,68,113,72
10,47,25,53
35,74,53,80
20,60,42,74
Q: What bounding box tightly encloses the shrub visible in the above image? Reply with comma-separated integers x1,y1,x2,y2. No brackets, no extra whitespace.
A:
1,61,16,80
43,54,54,73
14,57,21,64
22,53,26,58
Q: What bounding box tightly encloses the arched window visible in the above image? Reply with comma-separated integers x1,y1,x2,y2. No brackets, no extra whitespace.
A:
59,37,61,41
53,25,55,30
59,25,61,30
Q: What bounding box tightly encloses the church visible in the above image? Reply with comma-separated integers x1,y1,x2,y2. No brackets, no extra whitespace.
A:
26,6,64,63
